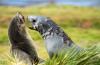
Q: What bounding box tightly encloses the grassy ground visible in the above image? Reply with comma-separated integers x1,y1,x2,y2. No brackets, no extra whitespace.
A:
0,5,100,65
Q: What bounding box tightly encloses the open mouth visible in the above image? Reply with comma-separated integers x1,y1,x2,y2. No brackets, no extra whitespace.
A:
29,26,35,30
28,26,38,31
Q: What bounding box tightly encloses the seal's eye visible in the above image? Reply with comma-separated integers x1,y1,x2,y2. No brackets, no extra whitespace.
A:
32,19,36,23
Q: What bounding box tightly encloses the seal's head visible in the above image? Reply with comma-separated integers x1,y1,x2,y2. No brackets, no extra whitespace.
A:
11,12,26,34
8,12,26,42
27,16,55,35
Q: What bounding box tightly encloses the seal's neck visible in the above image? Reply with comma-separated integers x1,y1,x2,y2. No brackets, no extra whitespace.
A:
8,21,27,44
39,25,74,46
40,26,60,39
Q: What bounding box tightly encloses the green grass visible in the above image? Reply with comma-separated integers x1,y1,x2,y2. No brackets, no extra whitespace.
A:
44,46,100,65
0,5,100,28
0,45,100,65
0,28,8,44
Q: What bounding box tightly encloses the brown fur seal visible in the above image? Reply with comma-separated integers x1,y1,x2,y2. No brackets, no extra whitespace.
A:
8,12,39,65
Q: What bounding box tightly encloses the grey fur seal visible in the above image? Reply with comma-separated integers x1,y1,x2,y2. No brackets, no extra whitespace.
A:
28,16,81,58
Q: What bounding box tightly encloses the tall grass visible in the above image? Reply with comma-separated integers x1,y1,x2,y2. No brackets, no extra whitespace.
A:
0,53,26,65
44,46,100,65
0,46,99,65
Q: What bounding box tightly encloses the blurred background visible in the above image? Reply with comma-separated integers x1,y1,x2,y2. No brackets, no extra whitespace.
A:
0,0,100,63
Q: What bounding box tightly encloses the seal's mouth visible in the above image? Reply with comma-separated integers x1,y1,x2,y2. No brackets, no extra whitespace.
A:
29,26,35,30
28,26,38,31
27,16,38,31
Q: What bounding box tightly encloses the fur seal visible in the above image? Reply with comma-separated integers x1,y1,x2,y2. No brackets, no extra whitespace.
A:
28,16,81,58
8,13,39,65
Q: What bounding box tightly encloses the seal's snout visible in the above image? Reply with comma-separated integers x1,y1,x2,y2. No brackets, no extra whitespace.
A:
16,12,25,23
27,16,38,30
28,16,37,23
16,12,22,18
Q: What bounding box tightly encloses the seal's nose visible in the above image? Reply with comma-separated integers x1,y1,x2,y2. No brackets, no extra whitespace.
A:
16,12,24,19
16,12,25,23
16,12,22,17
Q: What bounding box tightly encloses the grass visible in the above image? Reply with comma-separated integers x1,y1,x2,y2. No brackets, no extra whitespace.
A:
0,45,100,65
0,5,100,28
44,46,100,65
0,5,100,65
0,28,8,44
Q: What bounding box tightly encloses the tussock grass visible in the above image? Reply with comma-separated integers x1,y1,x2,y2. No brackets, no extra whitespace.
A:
44,46,100,65
0,46,100,65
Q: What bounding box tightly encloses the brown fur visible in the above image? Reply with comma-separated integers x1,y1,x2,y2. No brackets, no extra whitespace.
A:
8,13,39,65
